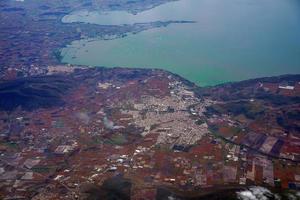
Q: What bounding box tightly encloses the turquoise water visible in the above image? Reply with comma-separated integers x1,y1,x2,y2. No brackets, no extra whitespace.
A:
61,0,300,86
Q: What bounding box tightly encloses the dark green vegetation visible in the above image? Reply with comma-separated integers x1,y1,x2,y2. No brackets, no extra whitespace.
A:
0,67,173,111
206,101,266,120
198,74,300,102
0,66,299,199
277,110,300,133
200,74,300,161
80,176,131,200
156,187,241,200
155,187,299,200
0,75,75,111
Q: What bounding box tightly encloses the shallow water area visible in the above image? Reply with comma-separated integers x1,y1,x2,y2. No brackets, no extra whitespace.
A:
61,0,300,86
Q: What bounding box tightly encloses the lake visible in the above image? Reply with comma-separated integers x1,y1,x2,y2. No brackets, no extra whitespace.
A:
61,0,300,86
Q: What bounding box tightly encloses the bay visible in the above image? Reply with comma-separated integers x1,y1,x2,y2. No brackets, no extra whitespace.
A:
61,0,300,86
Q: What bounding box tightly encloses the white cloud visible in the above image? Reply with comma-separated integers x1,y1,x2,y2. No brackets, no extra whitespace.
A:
237,186,273,200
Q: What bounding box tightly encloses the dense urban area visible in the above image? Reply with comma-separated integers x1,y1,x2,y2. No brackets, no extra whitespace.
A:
0,0,300,199
0,66,299,199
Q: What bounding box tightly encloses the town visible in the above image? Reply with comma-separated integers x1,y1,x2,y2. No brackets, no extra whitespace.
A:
0,66,299,199
1,0,300,199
